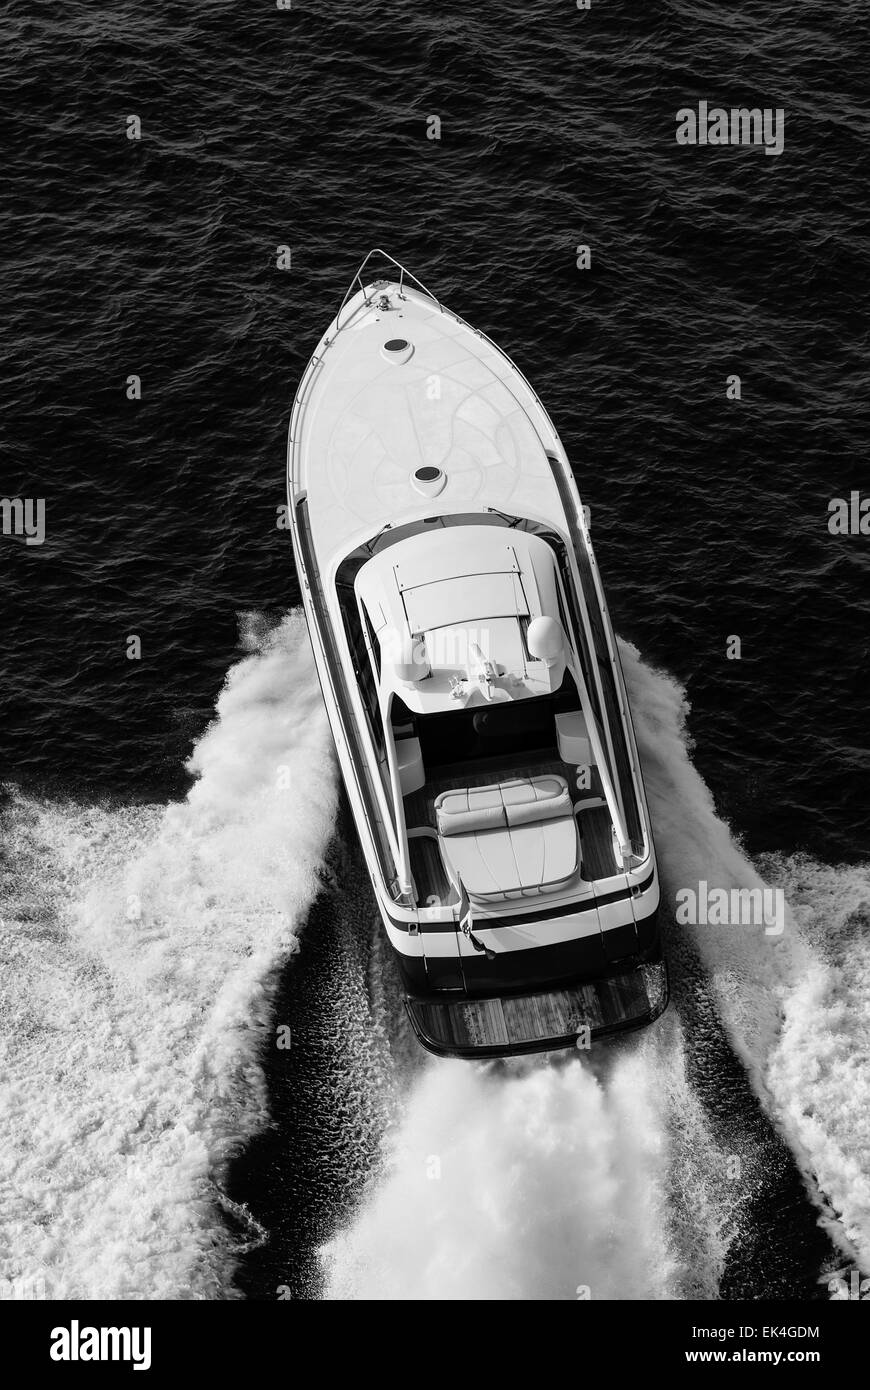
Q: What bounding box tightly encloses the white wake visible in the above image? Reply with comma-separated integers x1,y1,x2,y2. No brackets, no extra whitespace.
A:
620,640,870,1267
0,612,337,1299
3,620,865,1300
322,641,869,1297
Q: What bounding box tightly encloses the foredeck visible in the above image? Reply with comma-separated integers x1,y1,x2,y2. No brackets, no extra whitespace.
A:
293,282,567,573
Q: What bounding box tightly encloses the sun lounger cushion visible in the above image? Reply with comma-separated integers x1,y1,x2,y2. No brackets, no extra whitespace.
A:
434,776,578,899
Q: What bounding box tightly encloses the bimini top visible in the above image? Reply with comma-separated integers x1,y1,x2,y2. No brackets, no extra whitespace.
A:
292,274,568,577
355,525,569,714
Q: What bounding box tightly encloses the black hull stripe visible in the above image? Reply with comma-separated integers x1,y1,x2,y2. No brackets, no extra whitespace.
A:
384,868,657,933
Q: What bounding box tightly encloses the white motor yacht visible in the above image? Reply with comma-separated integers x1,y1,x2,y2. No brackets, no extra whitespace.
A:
287,250,669,1057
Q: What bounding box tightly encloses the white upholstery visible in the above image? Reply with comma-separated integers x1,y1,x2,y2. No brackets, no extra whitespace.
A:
435,784,502,834
396,736,425,796
437,802,506,834
434,776,578,901
555,710,593,767
435,776,569,835
504,778,571,827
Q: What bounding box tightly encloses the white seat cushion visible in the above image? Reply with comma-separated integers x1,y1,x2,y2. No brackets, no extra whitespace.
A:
434,775,578,900
396,736,425,796
435,784,506,835
555,710,593,767
510,816,578,889
434,775,571,835
502,775,571,826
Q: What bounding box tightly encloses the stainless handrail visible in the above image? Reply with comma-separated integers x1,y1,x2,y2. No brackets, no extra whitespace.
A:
334,247,443,331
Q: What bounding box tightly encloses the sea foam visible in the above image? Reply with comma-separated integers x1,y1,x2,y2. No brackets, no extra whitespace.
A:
0,612,337,1299
621,640,870,1267
322,641,869,1297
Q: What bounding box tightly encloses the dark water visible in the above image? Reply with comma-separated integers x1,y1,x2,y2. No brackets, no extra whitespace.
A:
3,0,868,1299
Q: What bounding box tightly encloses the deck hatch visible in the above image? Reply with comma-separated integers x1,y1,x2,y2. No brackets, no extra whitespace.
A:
381,337,414,364
400,571,528,636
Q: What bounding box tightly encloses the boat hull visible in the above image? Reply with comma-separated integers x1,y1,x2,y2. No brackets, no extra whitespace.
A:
287,254,670,1058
